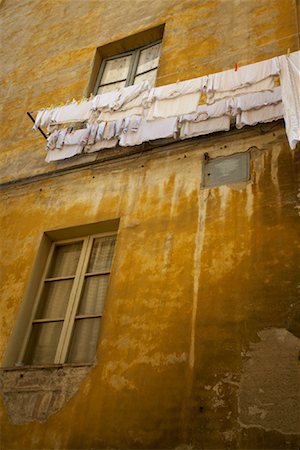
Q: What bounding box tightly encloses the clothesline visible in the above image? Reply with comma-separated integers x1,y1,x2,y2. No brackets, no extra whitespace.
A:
31,50,300,162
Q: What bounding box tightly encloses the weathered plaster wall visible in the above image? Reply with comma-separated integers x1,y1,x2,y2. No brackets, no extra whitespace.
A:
1,123,300,449
0,0,299,182
1,1,300,449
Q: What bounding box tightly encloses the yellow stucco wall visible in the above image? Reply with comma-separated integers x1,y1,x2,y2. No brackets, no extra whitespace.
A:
0,0,299,182
0,1,300,449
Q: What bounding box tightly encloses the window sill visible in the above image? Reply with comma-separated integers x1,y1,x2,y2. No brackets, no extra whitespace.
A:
1,362,94,371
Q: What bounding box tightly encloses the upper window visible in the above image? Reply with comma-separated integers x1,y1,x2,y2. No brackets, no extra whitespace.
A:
94,41,162,95
19,233,116,366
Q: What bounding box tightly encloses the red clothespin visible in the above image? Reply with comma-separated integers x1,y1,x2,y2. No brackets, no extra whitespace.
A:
234,62,238,72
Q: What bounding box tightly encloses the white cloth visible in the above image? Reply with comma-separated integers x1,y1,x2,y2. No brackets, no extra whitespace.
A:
180,98,231,123
235,102,283,129
146,92,201,120
92,81,149,113
46,130,59,150
145,77,206,120
64,128,90,146
111,81,150,110
55,128,68,149
180,116,231,139
87,123,99,145
279,51,300,150
230,86,282,114
45,145,83,162
33,107,59,130
53,100,93,124
99,106,143,122
92,90,120,110
95,122,106,142
119,116,177,147
84,139,118,153
207,77,276,104
206,57,279,103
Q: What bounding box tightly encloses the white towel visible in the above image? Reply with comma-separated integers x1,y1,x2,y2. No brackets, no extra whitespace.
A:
279,51,300,150
119,116,178,147
180,116,231,139
53,100,93,124
206,57,279,103
235,102,283,129
45,145,83,162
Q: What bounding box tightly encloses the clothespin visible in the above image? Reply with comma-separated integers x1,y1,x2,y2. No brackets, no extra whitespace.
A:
49,104,54,109
287,48,290,56
234,63,238,71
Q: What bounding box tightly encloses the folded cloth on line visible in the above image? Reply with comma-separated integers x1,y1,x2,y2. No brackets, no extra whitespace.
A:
92,90,119,110
95,122,106,142
45,145,83,162
230,86,282,114
145,77,207,120
111,81,150,110
84,139,118,153
180,98,231,123
146,76,207,102
146,92,202,120
92,81,150,112
279,51,300,150
64,128,90,146
33,107,59,130
87,123,99,145
119,116,178,147
52,100,93,124
206,57,279,103
207,77,276,104
180,115,231,139
99,106,144,122
235,102,283,129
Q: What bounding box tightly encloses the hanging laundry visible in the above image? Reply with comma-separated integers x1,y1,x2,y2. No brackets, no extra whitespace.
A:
235,103,283,129
145,76,207,119
206,57,279,104
45,145,83,163
33,107,59,130
87,123,99,145
95,122,106,142
119,115,177,146
279,51,300,150
180,116,231,139
180,98,231,123
230,86,282,115
53,100,93,124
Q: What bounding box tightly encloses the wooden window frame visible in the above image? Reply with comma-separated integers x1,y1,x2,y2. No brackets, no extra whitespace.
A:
18,232,117,366
93,40,162,95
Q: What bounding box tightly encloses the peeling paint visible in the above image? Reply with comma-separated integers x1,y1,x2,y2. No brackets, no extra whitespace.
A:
238,328,300,435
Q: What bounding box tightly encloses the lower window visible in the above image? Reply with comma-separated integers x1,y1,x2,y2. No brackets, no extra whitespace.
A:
20,233,116,365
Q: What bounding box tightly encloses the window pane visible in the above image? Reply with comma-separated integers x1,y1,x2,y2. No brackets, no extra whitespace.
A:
97,80,126,95
101,55,132,84
77,275,109,316
136,43,161,75
47,242,83,278
35,279,74,319
87,236,116,273
134,69,157,87
23,321,63,365
67,318,101,363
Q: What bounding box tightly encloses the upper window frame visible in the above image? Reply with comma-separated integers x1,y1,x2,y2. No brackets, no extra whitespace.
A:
93,39,162,95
